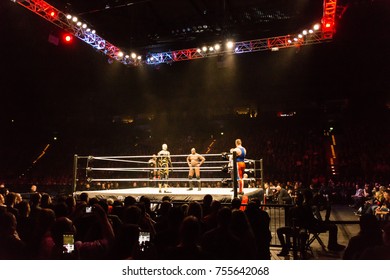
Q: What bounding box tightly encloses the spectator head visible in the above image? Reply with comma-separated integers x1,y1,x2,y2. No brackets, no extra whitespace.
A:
180,215,201,246
359,214,381,234
203,194,213,206
0,212,17,236
217,207,232,228
124,196,137,207
122,205,142,225
5,192,17,207
40,193,52,208
79,192,89,204
30,192,42,207
161,195,171,202
210,200,222,214
231,197,242,210
186,201,203,220
383,223,390,246
30,185,37,193
18,200,31,218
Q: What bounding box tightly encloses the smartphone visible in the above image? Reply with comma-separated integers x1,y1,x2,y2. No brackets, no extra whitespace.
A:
63,234,75,254
138,231,150,251
85,206,92,213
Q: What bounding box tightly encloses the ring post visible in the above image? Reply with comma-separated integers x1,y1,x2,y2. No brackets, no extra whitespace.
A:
260,158,264,188
72,154,78,196
232,151,238,198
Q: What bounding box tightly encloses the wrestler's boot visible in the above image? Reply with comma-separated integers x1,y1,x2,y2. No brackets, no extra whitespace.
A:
238,180,244,195
164,183,171,193
188,177,193,190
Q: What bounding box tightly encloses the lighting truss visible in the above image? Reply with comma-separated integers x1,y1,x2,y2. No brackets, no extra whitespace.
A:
13,0,338,66
13,0,141,66
146,32,332,65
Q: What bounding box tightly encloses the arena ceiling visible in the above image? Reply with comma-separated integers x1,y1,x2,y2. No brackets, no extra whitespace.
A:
47,0,325,53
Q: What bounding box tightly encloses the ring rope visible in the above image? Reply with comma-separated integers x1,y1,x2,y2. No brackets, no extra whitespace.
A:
88,178,230,182
87,167,259,172
90,158,152,165
92,153,224,160
171,160,229,164
87,177,257,182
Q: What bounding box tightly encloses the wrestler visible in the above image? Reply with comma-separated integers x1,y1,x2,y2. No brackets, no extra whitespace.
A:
186,148,205,191
157,144,172,193
230,139,247,195
148,154,157,187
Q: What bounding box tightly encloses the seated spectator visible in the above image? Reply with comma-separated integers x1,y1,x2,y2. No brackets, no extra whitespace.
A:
0,212,27,259
302,189,345,252
230,209,258,259
201,207,243,259
0,194,6,213
74,204,115,259
50,217,78,260
276,184,293,205
166,216,204,259
244,199,272,259
350,185,365,209
5,192,19,219
358,223,390,259
343,214,383,259
374,189,390,220
276,193,310,258
109,223,140,260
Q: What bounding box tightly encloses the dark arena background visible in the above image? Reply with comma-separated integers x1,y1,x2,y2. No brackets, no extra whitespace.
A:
0,0,389,261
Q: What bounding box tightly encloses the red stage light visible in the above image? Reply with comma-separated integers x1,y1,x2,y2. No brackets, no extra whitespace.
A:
48,9,57,19
63,34,73,43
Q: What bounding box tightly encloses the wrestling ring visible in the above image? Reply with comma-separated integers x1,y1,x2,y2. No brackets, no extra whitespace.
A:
72,152,264,203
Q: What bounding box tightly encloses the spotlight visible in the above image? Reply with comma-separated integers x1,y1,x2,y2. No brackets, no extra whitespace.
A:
131,53,137,59
313,24,320,31
226,41,234,49
214,44,221,51
72,16,78,22
202,46,207,52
